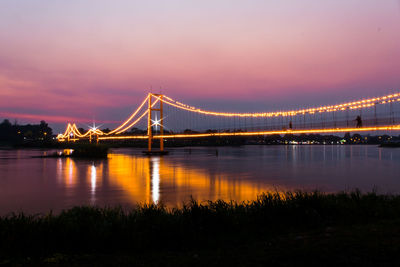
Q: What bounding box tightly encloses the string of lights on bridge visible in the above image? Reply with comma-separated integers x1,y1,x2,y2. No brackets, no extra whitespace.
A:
162,93,400,117
57,92,400,141
96,125,400,141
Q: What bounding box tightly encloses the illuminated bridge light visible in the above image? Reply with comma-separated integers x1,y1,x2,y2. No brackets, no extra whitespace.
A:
57,91,400,142
114,95,161,134
107,94,150,135
160,92,400,118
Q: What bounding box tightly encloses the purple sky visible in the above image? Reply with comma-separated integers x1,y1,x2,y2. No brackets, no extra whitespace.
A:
1,0,400,132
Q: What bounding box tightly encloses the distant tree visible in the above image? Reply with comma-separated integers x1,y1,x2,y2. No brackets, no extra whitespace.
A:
0,119,14,142
264,134,282,144
24,130,33,138
299,133,307,141
39,120,53,138
0,119,53,144
1,119,12,127
283,134,294,140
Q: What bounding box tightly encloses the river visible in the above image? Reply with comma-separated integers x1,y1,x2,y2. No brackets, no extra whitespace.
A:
0,145,399,215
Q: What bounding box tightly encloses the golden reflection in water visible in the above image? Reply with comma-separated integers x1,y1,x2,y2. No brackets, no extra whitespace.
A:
91,165,96,193
150,157,160,203
87,163,103,203
56,158,62,183
107,153,151,204
56,157,78,188
107,152,276,206
66,158,77,187
54,152,280,206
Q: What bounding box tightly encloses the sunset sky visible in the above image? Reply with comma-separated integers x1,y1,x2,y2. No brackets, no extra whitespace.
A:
1,0,400,132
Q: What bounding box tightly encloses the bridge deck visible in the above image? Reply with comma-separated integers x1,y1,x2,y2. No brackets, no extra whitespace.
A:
95,125,400,141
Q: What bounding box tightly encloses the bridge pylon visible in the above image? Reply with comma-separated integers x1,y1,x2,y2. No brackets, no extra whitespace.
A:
144,93,168,155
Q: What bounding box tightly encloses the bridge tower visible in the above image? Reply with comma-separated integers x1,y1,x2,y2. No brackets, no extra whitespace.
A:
145,93,166,154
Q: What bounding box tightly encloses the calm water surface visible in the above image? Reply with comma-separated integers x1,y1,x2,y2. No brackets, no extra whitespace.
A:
0,145,399,214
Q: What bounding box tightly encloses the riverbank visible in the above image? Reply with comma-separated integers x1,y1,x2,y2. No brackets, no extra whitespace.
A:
2,131,399,149
1,191,400,266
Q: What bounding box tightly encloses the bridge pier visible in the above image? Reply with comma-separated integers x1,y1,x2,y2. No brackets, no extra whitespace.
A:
143,93,169,156
147,93,152,151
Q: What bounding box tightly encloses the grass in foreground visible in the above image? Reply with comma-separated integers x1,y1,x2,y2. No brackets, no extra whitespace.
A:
1,191,400,266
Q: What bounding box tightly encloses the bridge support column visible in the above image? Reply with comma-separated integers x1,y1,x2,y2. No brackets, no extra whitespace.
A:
160,95,164,151
147,93,152,152
143,93,168,155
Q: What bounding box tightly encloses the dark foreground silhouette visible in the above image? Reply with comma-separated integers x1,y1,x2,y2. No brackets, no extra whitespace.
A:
1,191,400,266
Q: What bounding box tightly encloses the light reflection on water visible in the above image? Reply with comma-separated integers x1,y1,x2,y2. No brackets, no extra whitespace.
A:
0,145,400,214
89,163,100,204
151,157,160,204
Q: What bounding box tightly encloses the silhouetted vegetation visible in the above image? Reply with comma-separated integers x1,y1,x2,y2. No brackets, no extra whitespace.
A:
0,119,53,146
70,144,109,158
2,191,400,265
39,144,109,158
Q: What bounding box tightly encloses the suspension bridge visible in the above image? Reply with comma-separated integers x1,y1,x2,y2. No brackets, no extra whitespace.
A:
57,92,400,151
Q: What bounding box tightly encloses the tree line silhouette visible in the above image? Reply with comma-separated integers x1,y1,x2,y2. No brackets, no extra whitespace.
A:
0,119,53,145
